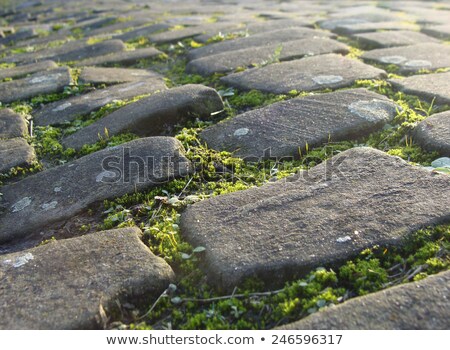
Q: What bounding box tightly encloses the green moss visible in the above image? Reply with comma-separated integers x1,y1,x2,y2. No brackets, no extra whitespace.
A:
352,79,448,165
0,62,15,69
33,126,66,158
0,160,42,183
339,259,389,295
126,223,449,330
78,132,139,156
206,30,248,44
163,59,223,87
226,89,286,110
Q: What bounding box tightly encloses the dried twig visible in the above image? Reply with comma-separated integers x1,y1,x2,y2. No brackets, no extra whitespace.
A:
180,288,285,304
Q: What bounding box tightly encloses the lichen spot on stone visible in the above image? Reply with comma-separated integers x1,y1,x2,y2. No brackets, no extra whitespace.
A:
41,201,58,211
3,252,34,268
52,102,72,112
30,74,60,84
96,170,117,183
348,99,396,122
11,197,32,213
336,236,352,243
404,60,432,68
380,55,406,64
312,75,343,85
234,128,250,137
54,187,62,193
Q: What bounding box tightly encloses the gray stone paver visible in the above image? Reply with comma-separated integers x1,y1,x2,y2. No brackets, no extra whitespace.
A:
33,79,167,126
62,84,224,150
200,88,399,159
414,110,450,156
389,72,450,105
0,137,191,244
186,38,349,76
180,148,450,289
362,43,450,73
354,30,439,49
0,67,71,104
187,28,335,60
220,54,387,94
0,227,175,329
0,137,36,173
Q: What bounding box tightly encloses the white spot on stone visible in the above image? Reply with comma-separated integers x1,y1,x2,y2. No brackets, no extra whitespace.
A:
54,187,62,193
52,102,72,112
30,74,60,84
41,201,58,211
3,252,34,268
404,60,432,68
380,56,406,64
11,197,32,213
96,170,117,183
312,75,344,85
234,128,249,137
348,99,396,122
336,236,352,243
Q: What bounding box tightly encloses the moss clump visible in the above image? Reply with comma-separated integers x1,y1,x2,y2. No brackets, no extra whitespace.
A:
78,132,139,156
352,79,449,165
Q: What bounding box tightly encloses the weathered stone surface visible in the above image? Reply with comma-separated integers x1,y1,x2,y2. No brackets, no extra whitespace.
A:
354,30,439,49
398,7,448,25
0,60,58,80
180,148,450,289
115,23,171,42
414,111,450,156
2,31,69,51
74,47,163,67
86,18,150,37
187,28,335,60
2,39,126,64
422,24,450,40
186,38,349,76
201,89,398,159
244,19,315,33
277,271,450,330
149,23,241,44
0,138,36,173
0,137,191,244
62,84,224,150
221,54,387,94
362,43,450,73
68,16,116,33
78,67,162,85
0,67,71,104
389,72,450,105
193,18,318,43
318,14,405,31
0,109,28,139
334,21,419,35
34,80,167,126
0,227,175,329
0,28,37,46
